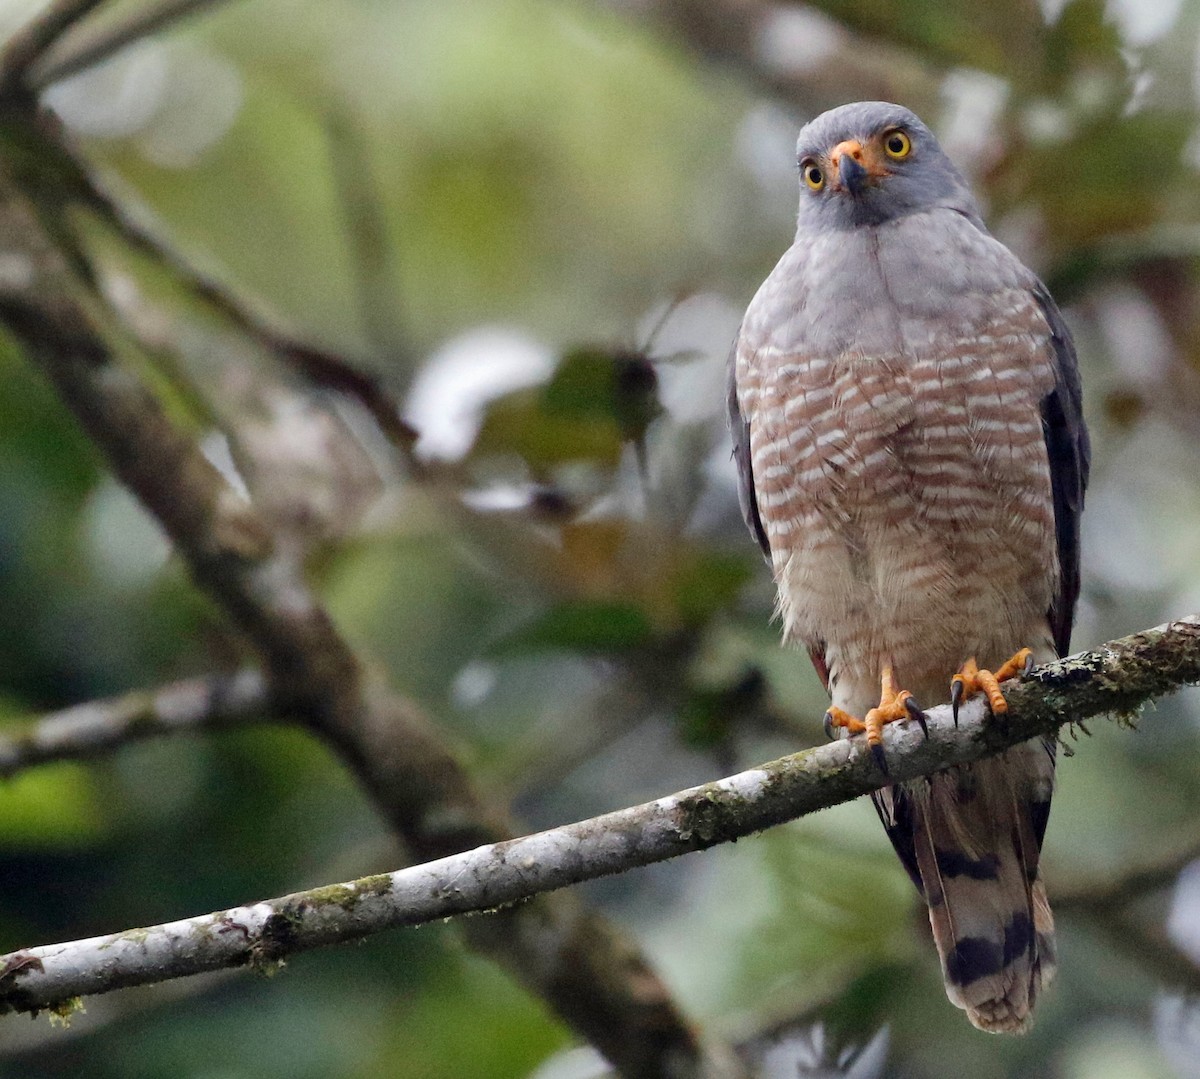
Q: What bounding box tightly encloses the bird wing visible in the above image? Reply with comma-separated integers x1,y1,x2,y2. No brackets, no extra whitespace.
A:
1033,283,1091,658
726,333,771,561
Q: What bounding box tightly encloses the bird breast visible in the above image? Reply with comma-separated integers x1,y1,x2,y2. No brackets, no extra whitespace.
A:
737,209,1059,704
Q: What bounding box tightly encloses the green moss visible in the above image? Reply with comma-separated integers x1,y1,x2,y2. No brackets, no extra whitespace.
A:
303,884,359,908
47,996,84,1027
248,953,287,978
674,747,859,849
99,926,150,951
676,787,748,847
250,910,302,972
244,878,394,972
353,874,394,898
303,873,391,912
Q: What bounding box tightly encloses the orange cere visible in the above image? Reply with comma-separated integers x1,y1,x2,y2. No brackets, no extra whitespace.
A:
829,138,890,186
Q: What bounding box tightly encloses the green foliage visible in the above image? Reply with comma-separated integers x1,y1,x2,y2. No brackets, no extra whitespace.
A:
0,763,109,847
473,348,661,475
678,668,765,749
670,550,753,628
495,600,654,656
382,957,569,1079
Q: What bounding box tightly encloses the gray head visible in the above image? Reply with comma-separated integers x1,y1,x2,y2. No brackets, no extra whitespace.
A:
794,102,981,231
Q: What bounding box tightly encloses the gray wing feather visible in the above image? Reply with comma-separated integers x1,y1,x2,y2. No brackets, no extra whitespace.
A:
726,335,771,561
1033,284,1090,658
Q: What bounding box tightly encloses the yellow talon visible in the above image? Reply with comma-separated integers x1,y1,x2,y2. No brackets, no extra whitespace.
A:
824,665,927,773
951,647,1034,725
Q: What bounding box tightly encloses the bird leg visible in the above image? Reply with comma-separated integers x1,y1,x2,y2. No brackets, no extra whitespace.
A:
824,664,927,774
950,648,1035,727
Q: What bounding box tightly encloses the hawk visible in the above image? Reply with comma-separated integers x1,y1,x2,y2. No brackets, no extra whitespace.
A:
728,102,1089,1032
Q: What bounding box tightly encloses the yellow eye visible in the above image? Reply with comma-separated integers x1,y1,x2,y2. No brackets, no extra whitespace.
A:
802,161,825,191
883,129,911,159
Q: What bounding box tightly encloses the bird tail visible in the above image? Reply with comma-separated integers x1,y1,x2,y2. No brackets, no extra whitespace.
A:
873,737,1057,1033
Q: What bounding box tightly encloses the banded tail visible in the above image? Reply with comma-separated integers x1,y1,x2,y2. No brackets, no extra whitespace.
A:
873,737,1057,1032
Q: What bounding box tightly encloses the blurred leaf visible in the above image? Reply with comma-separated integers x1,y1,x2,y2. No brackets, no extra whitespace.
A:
821,0,1048,77
1042,0,1123,84
0,335,97,499
678,667,766,749
384,954,568,1079
820,963,917,1044
824,0,1124,88
473,385,625,469
545,347,662,443
1019,110,1193,255
555,519,629,596
670,549,753,627
0,763,110,848
328,537,507,702
493,600,653,656
729,826,916,1016
472,346,662,472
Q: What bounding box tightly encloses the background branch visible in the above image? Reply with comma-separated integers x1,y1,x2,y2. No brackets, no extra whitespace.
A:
28,0,237,90
70,155,423,467
1057,834,1200,912
0,116,727,1079
1084,910,1200,996
0,668,267,777
0,0,106,95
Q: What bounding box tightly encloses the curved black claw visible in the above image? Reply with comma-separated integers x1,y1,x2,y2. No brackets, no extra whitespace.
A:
871,742,889,776
905,697,929,739
1022,652,1036,677
950,679,964,728
823,710,836,741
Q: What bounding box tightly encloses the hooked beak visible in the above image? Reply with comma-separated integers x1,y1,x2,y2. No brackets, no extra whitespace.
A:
831,139,870,196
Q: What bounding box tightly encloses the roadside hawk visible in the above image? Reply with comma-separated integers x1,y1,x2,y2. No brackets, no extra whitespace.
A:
727,101,1089,1032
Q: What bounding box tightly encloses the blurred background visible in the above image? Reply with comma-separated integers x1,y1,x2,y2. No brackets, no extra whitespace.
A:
1,0,1199,1076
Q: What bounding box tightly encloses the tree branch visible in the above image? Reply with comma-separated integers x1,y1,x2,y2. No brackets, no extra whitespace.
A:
29,0,238,91
1,617,1197,1017
606,0,935,117
68,140,424,470
323,111,411,360
0,0,107,96
0,669,267,777
0,118,724,1078
1083,909,1200,995
1057,834,1200,913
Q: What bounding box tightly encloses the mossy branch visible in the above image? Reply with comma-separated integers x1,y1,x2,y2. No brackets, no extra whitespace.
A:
0,617,1196,1021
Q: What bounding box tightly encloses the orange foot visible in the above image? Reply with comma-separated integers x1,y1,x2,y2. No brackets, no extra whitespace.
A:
824,665,928,774
950,648,1035,727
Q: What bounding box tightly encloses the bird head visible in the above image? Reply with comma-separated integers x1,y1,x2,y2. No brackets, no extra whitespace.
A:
793,102,981,231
